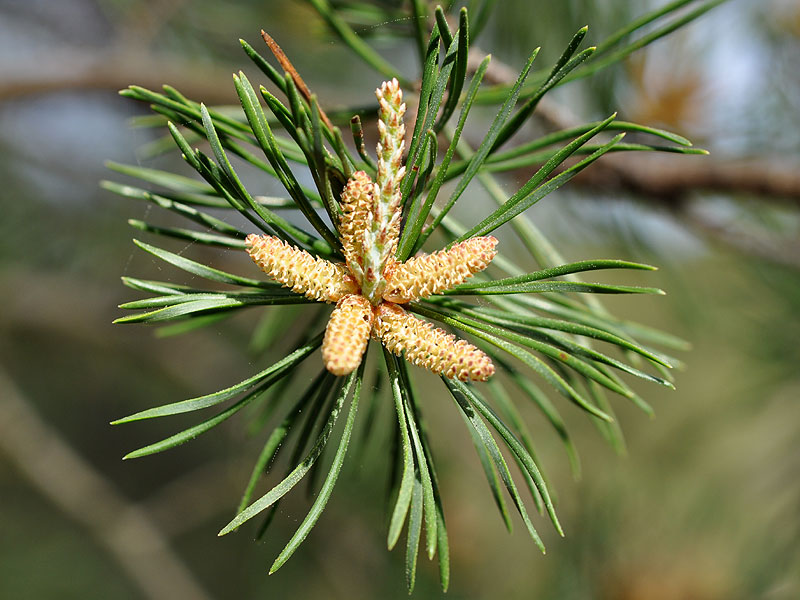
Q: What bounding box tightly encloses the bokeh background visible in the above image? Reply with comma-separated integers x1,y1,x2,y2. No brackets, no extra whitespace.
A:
1,0,798,598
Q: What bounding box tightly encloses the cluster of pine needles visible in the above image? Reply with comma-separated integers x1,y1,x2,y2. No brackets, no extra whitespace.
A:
104,1,716,591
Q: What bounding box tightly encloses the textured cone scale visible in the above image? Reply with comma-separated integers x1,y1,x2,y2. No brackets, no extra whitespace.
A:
322,295,374,376
383,236,498,303
245,234,357,302
374,78,406,258
374,303,495,381
338,171,374,282
358,78,407,304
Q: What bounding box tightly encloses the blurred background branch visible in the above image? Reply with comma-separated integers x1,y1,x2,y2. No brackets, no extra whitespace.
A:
470,44,800,199
0,366,213,600
0,54,240,105
1,0,798,597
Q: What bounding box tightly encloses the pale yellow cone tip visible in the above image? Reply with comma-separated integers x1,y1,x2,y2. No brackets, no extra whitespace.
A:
323,294,374,376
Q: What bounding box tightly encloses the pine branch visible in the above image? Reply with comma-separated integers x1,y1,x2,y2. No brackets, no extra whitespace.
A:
99,3,716,587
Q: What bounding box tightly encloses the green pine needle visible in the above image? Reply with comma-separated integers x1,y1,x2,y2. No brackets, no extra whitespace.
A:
105,1,716,584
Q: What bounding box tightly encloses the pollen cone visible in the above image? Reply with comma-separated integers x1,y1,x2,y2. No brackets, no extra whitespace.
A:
338,171,374,282
246,234,357,303
383,236,498,303
374,303,494,381
323,295,374,376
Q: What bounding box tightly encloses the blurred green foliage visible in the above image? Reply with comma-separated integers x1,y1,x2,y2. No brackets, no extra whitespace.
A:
0,0,797,598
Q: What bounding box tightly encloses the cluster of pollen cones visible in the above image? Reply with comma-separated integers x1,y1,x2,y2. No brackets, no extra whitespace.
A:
245,79,498,381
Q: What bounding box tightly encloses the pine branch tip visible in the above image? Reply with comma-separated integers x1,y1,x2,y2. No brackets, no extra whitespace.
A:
107,11,696,575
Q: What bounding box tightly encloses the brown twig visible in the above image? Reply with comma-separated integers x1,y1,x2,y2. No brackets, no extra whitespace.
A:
261,30,335,131
572,153,800,208
0,53,242,105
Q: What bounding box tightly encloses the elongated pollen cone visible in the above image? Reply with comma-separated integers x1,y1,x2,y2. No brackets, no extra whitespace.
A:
322,294,374,376
246,234,357,302
383,236,498,303
374,302,495,381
